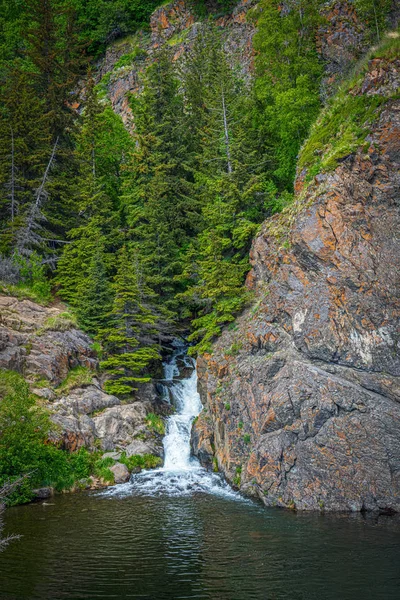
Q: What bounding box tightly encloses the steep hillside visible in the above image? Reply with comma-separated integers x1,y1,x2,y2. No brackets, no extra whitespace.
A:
192,37,400,512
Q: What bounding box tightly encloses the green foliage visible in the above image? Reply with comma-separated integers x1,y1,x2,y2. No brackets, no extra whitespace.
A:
253,0,324,189
119,452,162,471
76,246,113,336
243,433,251,444
100,245,161,395
56,366,93,395
114,46,146,69
233,465,242,487
224,403,231,411
90,341,103,358
0,371,95,504
92,456,115,483
353,0,392,43
122,46,195,319
8,253,52,304
37,311,77,334
145,412,165,435
225,341,242,356
299,34,399,176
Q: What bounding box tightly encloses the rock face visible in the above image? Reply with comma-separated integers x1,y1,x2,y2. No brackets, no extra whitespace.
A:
98,0,258,128
0,296,96,384
50,384,164,456
0,294,165,459
192,59,400,512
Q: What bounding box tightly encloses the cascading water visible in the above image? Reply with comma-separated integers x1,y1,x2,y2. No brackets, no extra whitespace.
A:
103,342,237,499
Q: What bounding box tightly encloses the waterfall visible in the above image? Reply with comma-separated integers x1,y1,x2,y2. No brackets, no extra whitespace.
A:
102,343,237,499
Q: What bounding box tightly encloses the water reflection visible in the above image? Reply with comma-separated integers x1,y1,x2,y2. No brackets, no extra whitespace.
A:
1,493,400,600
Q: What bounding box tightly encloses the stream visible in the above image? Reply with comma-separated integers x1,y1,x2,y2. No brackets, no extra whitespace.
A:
1,346,400,599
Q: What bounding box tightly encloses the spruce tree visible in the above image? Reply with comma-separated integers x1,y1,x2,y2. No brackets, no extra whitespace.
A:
121,46,197,319
75,244,113,336
100,245,161,396
0,67,50,253
55,75,126,305
179,27,268,352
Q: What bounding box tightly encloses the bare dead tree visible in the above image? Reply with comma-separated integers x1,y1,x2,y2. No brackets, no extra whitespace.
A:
0,478,24,552
9,125,16,223
15,137,59,258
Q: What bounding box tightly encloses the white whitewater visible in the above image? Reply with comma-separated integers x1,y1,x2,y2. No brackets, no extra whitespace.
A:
102,343,237,499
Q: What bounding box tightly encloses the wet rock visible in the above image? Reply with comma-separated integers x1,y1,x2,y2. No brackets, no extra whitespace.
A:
32,487,54,500
109,463,130,484
125,438,162,458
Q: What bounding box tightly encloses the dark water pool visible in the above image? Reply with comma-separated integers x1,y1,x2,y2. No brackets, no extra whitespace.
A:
1,491,399,600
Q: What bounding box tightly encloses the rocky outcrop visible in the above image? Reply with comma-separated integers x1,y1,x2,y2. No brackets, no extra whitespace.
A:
192,53,400,512
0,295,96,384
0,294,165,460
98,0,258,128
50,384,164,455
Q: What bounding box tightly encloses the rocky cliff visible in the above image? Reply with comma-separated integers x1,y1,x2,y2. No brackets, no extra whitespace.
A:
0,294,165,461
192,42,400,512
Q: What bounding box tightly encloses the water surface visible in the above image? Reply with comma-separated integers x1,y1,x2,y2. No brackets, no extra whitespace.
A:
1,492,400,600
1,345,399,599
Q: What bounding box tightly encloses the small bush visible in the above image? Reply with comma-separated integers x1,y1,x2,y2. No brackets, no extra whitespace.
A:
0,371,100,504
90,341,103,358
37,312,77,334
233,465,242,487
57,367,93,395
243,434,251,444
224,403,231,410
145,412,165,435
225,341,242,356
119,453,162,471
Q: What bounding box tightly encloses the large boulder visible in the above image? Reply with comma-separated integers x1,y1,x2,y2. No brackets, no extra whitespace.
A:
109,462,130,484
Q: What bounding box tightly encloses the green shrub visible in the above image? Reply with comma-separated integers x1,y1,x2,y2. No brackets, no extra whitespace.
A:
224,403,231,411
14,252,52,304
233,465,242,487
145,412,165,435
37,311,77,334
225,341,242,356
119,453,162,471
243,434,251,444
0,371,99,504
56,367,93,395
90,341,103,358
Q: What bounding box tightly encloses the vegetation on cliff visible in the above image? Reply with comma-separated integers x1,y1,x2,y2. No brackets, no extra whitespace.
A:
0,0,397,501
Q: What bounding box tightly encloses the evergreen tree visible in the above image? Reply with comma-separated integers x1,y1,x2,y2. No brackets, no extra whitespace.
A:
24,0,86,138
122,47,197,319
0,67,51,253
100,245,161,396
179,27,268,352
55,75,128,305
75,244,113,336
